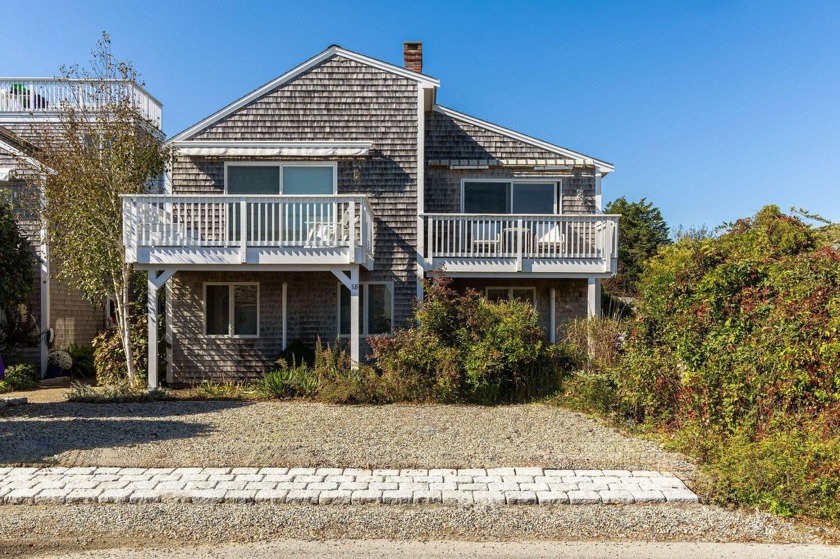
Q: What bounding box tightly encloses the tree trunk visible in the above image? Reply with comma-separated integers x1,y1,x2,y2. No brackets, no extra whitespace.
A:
113,267,136,388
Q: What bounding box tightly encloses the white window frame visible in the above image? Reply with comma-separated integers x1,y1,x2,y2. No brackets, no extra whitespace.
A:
223,161,338,194
460,178,562,215
336,281,395,337
203,282,260,338
485,286,537,304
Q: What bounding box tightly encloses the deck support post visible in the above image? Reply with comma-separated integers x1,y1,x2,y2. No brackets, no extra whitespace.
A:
349,266,360,370
587,277,601,319
330,266,361,370
147,269,175,389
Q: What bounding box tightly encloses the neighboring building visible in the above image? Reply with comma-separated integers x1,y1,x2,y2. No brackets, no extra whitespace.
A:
122,43,618,387
0,78,163,374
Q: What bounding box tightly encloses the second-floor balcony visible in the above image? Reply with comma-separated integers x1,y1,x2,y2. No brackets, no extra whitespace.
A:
123,195,374,268
423,213,619,276
0,78,162,128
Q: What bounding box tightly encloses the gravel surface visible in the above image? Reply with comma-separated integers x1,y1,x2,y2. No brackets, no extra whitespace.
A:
0,401,697,478
25,539,840,559
1,503,837,557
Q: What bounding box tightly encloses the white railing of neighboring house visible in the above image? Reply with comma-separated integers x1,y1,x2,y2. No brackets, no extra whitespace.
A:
122,194,374,261
423,213,619,265
0,78,162,127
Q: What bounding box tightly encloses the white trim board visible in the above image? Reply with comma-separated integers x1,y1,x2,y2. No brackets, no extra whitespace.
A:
173,140,371,158
168,46,440,143
0,138,50,174
433,105,614,175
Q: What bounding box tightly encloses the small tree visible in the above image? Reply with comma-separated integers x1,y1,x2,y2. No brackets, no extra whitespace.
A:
0,198,33,311
603,197,670,297
20,33,169,387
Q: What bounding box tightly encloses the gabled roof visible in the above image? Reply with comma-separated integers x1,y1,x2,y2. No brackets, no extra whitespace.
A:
434,105,614,174
0,126,46,173
169,45,440,143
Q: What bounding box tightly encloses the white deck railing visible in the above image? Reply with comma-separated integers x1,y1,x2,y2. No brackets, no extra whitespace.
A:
0,78,162,127
123,194,374,262
424,213,619,267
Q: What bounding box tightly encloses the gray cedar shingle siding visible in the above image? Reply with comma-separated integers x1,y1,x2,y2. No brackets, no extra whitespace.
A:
168,55,420,377
424,110,596,215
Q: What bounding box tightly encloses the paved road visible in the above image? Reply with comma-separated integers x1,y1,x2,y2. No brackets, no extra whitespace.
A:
36,539,840,558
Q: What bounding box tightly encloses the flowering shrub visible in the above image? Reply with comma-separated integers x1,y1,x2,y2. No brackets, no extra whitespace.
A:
48,350,73,371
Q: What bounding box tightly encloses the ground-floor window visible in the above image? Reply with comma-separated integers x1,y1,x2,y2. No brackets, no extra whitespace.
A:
485,286,536,306
204,283,259,337
338,282,393,336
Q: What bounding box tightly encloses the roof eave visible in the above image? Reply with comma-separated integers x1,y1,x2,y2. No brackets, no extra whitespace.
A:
434,105,614,175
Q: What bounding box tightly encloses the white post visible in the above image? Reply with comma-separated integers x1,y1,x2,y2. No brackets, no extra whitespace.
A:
587,277,601,318
349,266,360,369
39,229,50,378
281,281,288,350
550,287,556,344
516,217,524,271
147,270,159,389
239,199,247,263
348,201,356,263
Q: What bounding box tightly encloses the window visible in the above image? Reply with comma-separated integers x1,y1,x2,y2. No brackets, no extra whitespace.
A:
338,282,393,336
485,287,536,306
227,165,280,194
225,162,336,195
205,283,259,337
462,180,557,214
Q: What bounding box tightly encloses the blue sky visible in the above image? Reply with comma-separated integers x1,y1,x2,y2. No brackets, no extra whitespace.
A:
3,0,838,230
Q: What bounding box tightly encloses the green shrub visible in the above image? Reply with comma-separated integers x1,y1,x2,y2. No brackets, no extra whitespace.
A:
198,380,250,400
563,317,624,373
563,206,840,524
66,380,172,403
92,314,147,387
277,339,316,367
4,363,39,391
0,381,12,394
66,344,95,378
370,276,573,404
256,361,320,399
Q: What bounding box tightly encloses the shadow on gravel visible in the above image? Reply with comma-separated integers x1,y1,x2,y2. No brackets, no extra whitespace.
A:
0,399,251,419
0,418,212,464
0,401,250,464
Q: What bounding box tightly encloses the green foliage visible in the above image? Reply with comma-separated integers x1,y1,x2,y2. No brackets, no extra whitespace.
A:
369,276,573,404
0,381,11,394
65,344,95,378
567,206,840,524
256,361,321,399
92,314,147,386
4,363,39,391
0,304,39,360
0,200,34,311
197,380,250,400
66,380,172,403
603,197,671,297
277,339,316,367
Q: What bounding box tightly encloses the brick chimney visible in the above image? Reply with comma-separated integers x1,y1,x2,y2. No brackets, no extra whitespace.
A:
403,42,422,73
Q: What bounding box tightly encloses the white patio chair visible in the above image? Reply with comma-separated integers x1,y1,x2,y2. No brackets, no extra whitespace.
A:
471,221,501,255
535,223,565,256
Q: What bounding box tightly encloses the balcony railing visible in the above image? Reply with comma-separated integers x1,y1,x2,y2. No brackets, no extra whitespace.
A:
0,78,162,127
123,195,374,267
423,213,619,275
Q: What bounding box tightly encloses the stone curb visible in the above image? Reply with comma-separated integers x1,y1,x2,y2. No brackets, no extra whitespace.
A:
0,467,699,506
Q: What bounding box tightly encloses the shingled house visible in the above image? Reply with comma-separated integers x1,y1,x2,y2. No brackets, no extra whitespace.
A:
0,78,163,374
122,43,618,387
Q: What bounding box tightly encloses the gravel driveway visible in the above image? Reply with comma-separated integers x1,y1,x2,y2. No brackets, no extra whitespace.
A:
0,400,696,477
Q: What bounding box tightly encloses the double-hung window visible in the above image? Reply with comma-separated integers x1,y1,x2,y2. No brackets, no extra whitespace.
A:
205,283,259,337
338,282,393,336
